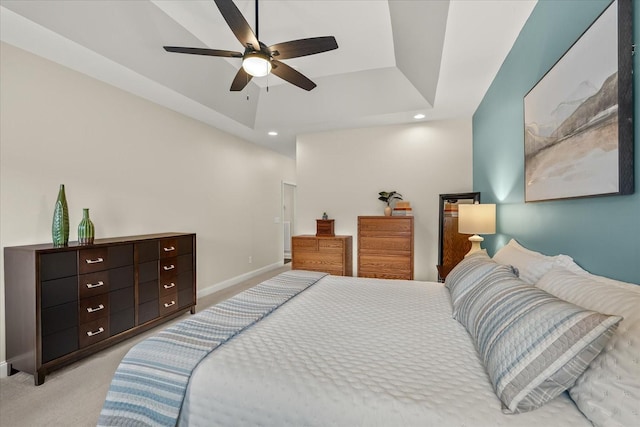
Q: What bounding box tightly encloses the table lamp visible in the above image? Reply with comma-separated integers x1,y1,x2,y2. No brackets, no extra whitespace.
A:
458,203,496,257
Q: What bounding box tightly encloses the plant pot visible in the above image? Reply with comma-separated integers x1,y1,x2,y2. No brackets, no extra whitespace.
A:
384,206,392,216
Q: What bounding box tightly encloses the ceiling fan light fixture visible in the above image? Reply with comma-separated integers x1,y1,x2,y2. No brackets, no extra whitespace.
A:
242,52,272,77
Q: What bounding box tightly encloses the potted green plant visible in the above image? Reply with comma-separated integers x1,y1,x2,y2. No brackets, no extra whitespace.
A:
378,191,403,216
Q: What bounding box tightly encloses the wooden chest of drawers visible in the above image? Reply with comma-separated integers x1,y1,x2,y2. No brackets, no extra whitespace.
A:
292,235,353,276
4,232,196,385
358,216,414,280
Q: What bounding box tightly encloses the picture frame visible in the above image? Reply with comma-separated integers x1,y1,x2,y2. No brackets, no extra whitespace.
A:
523,0,633,202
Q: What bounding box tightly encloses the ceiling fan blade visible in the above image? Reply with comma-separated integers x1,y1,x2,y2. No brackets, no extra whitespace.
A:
164,46,243,58
230,67,253,91
269,36,338,60
271,60,316,91
214,0,260,50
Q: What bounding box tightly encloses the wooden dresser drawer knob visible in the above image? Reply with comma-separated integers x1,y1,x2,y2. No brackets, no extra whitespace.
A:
85,257,104,264
163,264,175,271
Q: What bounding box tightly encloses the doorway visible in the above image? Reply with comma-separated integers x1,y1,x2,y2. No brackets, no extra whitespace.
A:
282,181,296,264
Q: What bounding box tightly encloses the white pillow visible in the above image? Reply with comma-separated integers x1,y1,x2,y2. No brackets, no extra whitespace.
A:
536,266,640,427
492,239,572,284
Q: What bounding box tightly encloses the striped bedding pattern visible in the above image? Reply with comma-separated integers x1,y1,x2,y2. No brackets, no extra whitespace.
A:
98,270,328,427
455,268,622,414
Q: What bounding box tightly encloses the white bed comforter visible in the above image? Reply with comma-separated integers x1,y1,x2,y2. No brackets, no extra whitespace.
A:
179,275,592,426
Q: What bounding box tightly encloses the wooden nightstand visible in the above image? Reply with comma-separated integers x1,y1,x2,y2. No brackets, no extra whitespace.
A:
291,235,353,276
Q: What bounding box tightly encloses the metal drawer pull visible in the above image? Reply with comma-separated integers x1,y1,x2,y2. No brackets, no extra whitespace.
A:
163,246,176,252
86,327,105,337
87,304,105,313
164,300,176,308
163,264,175,271
85,257,104,264
86,281,104,289
163,282,176,289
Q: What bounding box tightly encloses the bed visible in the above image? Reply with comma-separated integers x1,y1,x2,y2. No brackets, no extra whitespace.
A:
98,240,639,427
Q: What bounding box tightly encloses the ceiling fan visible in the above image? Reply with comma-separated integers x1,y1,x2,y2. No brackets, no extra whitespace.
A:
163,0,338,91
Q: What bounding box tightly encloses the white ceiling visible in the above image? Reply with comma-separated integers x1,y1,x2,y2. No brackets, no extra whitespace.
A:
0,0,537,158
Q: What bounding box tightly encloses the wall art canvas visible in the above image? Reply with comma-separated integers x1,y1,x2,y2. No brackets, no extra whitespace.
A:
524,0,633,202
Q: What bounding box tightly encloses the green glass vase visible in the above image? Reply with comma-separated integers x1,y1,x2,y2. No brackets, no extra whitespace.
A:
52,184,69,247
78,208,95,245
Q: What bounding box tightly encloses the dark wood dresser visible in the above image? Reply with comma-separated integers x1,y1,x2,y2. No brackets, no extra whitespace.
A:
292,235,353,276
3,232,196,385
358,216,414,280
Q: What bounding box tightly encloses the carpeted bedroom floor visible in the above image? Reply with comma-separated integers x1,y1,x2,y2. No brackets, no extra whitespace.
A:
0,264,291,427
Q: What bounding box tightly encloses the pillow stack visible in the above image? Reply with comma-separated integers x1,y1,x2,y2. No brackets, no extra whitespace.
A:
536,265,640,427
446,253,623,415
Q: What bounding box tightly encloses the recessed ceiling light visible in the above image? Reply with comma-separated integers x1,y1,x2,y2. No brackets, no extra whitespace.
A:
268,131,278,136
413,113,426,120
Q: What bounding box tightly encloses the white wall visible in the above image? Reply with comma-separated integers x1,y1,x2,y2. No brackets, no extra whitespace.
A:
296,120,473,281
0,43,295,372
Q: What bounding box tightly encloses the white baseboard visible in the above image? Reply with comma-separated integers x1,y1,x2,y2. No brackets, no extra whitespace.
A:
197,261,285,299
0,262,286,380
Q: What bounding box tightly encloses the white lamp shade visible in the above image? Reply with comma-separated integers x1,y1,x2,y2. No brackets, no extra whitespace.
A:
458,204,496,235
242,53,272,77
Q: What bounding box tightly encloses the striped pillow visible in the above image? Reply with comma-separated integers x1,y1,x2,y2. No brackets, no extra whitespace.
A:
456,270,622,414
445,252,504,315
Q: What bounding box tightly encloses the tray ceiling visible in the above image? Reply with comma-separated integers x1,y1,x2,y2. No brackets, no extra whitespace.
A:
0,0,537,157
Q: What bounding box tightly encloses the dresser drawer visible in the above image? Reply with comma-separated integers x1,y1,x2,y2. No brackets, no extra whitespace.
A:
42,327,78,363
137,240,159,263
293,252,344,271
178,288,194,309
318,239,344,251
110,287,134,313
40,251,77,281
139,299,159,324
358,255,412,280
41,301,77,336
110,307,134,336
109,265,134,291
139,260,158,283
159,278,178,298
78,271,109,299
177,270,194,291
139,279,159,304
159,293,179,316
359,236,412,254
160,238,178,259
41,276,77,309
78,293,108,324
78,248,109,274
79,318,109,348
359,217,413,234
160,257,178,280
108,244,133,268
292,237,318,252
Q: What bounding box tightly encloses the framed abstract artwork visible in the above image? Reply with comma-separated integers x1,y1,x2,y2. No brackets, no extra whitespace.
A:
523,0,633,202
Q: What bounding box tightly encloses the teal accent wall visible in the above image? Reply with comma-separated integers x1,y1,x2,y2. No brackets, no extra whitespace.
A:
473,0,639,284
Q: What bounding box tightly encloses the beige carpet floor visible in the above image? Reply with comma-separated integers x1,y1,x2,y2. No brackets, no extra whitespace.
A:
0,264,291,427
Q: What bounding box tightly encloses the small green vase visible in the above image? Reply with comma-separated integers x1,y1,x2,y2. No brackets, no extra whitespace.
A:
52,184,69,247
78,208,95,245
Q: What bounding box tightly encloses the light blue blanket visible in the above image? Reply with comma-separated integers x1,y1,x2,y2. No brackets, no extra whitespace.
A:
98,270,328,426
